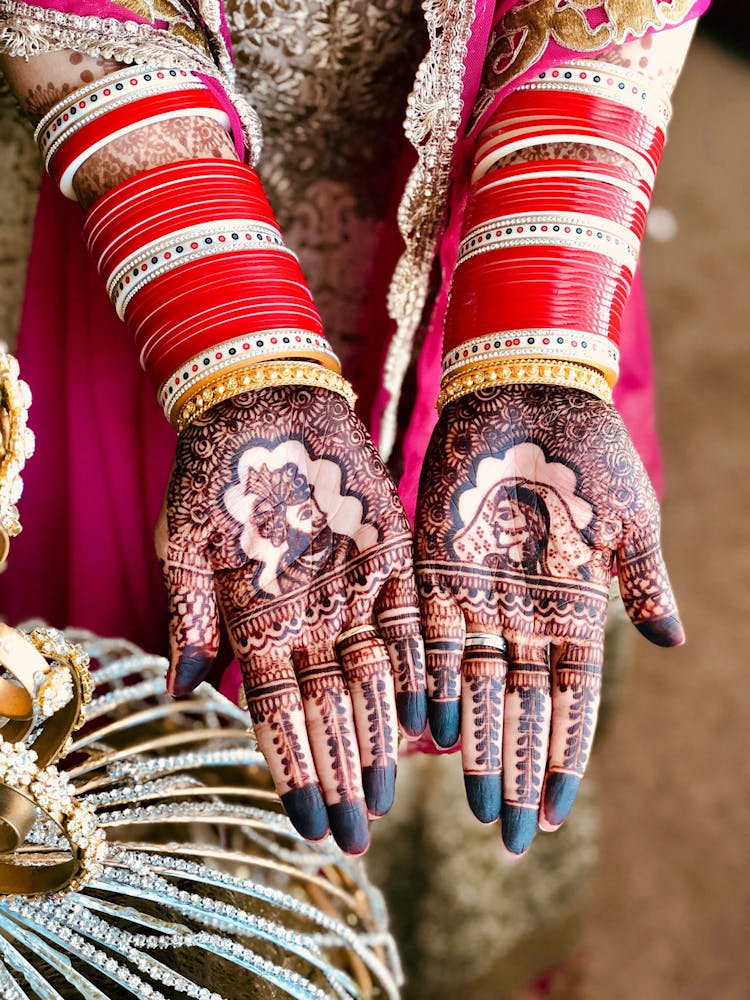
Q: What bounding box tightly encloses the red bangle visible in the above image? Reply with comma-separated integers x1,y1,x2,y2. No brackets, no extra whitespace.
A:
130,273,317,344
144,310,326,386
84,159,269,242
464,181,646,238
472,156,652,194
480,89,665,160
444,247,630,351
477,120,663,175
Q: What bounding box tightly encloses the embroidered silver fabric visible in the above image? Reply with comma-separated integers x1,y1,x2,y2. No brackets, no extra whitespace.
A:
228,0,426,360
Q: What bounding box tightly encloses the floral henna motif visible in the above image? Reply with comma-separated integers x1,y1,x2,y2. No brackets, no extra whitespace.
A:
415,384,683,854
161,386,426,853
461,641,506,824
337,628,398,817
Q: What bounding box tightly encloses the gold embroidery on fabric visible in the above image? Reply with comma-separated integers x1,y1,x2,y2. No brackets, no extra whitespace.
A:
470,0,697,129
226,0,426,360
112,0,208,50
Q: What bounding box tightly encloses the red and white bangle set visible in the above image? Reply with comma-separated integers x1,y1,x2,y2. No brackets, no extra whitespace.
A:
35,67,231,199
439,59,672,410
38,68,345,429
82,158,340,425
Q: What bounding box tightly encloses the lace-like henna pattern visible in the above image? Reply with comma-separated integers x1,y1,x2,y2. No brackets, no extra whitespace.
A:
162,386,426,853
74,116,237,208
415,384,682,853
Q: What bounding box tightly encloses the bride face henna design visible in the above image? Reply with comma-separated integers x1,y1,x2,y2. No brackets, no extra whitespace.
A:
159,387,426,854
415,384,683,855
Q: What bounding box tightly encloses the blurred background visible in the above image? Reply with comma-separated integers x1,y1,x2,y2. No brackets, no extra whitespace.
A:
0,5,747,999
575,11,749,998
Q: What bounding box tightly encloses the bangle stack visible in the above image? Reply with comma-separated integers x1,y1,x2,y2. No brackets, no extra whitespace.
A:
78,156,345,428
441,58,671,409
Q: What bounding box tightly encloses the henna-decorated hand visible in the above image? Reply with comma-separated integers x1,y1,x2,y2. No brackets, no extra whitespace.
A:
414,384,683,855
156,387,427,854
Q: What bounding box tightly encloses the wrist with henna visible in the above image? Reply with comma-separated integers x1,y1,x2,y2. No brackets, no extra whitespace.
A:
160,387,426,853
415,384,682,855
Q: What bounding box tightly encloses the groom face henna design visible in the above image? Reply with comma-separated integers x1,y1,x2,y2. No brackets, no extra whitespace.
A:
162,387,426,853
415,384,683,854
223,443,376,599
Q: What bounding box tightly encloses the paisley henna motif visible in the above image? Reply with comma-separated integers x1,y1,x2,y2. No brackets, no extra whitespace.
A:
415,384,682,854
160,386,426,853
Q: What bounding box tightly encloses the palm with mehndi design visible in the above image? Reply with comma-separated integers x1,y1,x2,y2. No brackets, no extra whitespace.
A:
415,384,683,855
157,386,427,855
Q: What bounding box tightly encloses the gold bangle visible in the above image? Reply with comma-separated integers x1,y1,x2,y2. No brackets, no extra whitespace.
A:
173,360,357,433
437,357,612,413
0,738,106,896
0,626,92,851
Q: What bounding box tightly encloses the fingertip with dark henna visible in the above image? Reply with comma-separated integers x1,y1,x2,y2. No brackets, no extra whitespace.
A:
397,689,428,736
362,762,397,817
500,803,538,855
328,800,370,855
542,772,580,829
281,785,330,842
636,615,685,647
428,700,460,748
464,774,501,824
167,647,215,697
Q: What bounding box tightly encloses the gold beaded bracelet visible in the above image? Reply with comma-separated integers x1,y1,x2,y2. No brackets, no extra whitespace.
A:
173,359,357,433
0,348,35,564
437,357,612,413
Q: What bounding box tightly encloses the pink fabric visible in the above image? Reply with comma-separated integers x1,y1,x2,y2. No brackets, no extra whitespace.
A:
0,178,175,652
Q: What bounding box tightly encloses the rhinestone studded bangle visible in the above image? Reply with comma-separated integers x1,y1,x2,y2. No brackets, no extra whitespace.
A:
0,738,106,897
437,357,612,413
173,360,357,432
0,627,93,764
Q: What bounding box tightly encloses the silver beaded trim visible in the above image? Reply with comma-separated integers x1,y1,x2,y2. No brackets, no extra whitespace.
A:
457,212,638,270
108,220,290,318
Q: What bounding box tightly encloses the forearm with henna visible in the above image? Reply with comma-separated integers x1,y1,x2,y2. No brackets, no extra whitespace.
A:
1,46,428,854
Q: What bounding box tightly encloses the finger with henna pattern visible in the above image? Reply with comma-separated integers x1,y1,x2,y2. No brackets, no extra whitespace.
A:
418,580,465,749
375,571,427,737
617,517,684,647
460,630,508,824
242,652,330,843
539,640,603,832
501,639,551,856
162,545,221,697
337,627,399,817
295,650,370,854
